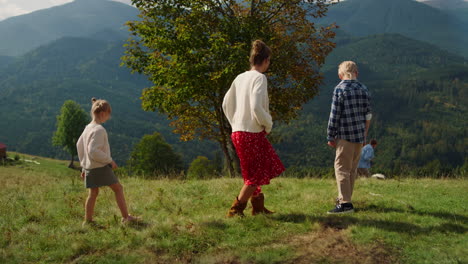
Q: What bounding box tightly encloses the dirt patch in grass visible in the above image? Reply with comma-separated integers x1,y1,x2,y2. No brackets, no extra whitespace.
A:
284,225,399,264
193,223,399,264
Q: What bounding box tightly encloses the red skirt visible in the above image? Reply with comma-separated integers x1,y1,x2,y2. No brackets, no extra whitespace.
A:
231,131,285,186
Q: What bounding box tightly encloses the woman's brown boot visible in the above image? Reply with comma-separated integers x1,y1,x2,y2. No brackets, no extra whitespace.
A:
251,193,274,215
226,197,248,217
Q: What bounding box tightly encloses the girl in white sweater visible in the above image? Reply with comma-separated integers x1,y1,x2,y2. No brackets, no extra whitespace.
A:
223,40,285,217
77,98,138,226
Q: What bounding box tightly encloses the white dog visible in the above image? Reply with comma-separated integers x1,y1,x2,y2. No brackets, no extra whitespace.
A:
371,173,386,180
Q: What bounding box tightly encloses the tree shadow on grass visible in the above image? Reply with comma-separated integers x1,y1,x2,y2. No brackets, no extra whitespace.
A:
272,209,467,235
200,220,229,230
123,220,151,230
359,204,468,223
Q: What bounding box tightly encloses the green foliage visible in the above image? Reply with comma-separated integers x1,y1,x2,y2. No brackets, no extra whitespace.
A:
127,133,183,176
52,100,89,165
187,156,217,180
123,0,337,175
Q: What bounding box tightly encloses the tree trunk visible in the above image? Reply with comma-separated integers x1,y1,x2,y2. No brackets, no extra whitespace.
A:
217,105,238,177
220,140,235,177
227,137,241,175
68,154,75,169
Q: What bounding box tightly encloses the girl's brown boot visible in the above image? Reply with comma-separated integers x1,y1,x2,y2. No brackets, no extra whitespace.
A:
251,193,274,215
226,197,247,217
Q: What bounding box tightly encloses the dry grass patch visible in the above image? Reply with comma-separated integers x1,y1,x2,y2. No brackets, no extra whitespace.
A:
284,225,398,264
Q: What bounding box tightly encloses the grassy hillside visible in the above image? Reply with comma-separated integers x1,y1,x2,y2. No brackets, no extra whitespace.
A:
1,154,467,263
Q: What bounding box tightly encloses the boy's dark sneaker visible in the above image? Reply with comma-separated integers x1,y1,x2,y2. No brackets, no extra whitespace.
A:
327,203,354,214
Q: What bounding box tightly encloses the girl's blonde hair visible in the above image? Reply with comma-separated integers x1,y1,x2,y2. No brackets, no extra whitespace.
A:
90,98,112,120
249,40,271,66
338,61,358,79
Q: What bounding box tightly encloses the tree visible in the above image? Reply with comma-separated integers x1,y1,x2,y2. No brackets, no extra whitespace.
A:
127,132,183,176
52,100,89,168
187,156,217,179
123,0,337,176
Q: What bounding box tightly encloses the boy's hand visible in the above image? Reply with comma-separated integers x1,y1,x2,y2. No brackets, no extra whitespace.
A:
111,161,118,170
327,141,336,148
81,171,85,180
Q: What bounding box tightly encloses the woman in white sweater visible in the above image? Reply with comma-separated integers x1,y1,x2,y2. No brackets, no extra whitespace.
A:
77,98,138,226
223,40,285,217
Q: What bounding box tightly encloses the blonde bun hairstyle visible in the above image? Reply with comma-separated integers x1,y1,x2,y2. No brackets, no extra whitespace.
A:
90,97,112,119
249,40,271,66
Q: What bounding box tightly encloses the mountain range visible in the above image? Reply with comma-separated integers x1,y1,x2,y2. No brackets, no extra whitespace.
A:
0,0,466,172
320,0,468,58
421,0,468,10
0,0,137,56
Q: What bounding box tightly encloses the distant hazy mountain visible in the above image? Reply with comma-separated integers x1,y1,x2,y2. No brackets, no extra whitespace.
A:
421,0,468,10
320,0,468,57
0,0,138,56
0,56,14,70
421,0,468,23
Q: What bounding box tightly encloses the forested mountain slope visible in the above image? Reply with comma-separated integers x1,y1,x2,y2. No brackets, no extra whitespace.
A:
0,37,217,164
319,0,468,58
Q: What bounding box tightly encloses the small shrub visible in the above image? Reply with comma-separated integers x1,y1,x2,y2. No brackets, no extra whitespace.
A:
14,154,20,161
187,156,217,180
127,132,184,177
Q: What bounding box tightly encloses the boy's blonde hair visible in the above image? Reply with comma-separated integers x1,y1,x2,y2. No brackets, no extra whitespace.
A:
338,61,358,79
90,98,112,119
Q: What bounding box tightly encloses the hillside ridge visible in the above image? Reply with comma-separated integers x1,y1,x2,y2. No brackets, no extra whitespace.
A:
0,0,138,56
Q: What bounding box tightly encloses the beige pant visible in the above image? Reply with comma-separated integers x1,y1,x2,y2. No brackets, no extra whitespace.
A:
334,139,363,203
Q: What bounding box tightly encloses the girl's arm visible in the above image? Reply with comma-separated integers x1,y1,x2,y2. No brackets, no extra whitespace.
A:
76,135,84,164
77,135,86,180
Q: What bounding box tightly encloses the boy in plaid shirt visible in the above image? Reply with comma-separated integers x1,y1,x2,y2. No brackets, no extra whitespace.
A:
327,61,372,214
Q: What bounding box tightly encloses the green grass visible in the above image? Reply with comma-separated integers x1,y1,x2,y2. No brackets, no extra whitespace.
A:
1,153,467,263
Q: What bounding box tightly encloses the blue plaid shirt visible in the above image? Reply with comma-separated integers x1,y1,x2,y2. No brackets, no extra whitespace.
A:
327,80,371,143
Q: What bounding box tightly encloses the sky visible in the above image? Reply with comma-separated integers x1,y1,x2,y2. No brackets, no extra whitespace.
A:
1,0,468,21
0,0,133,21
